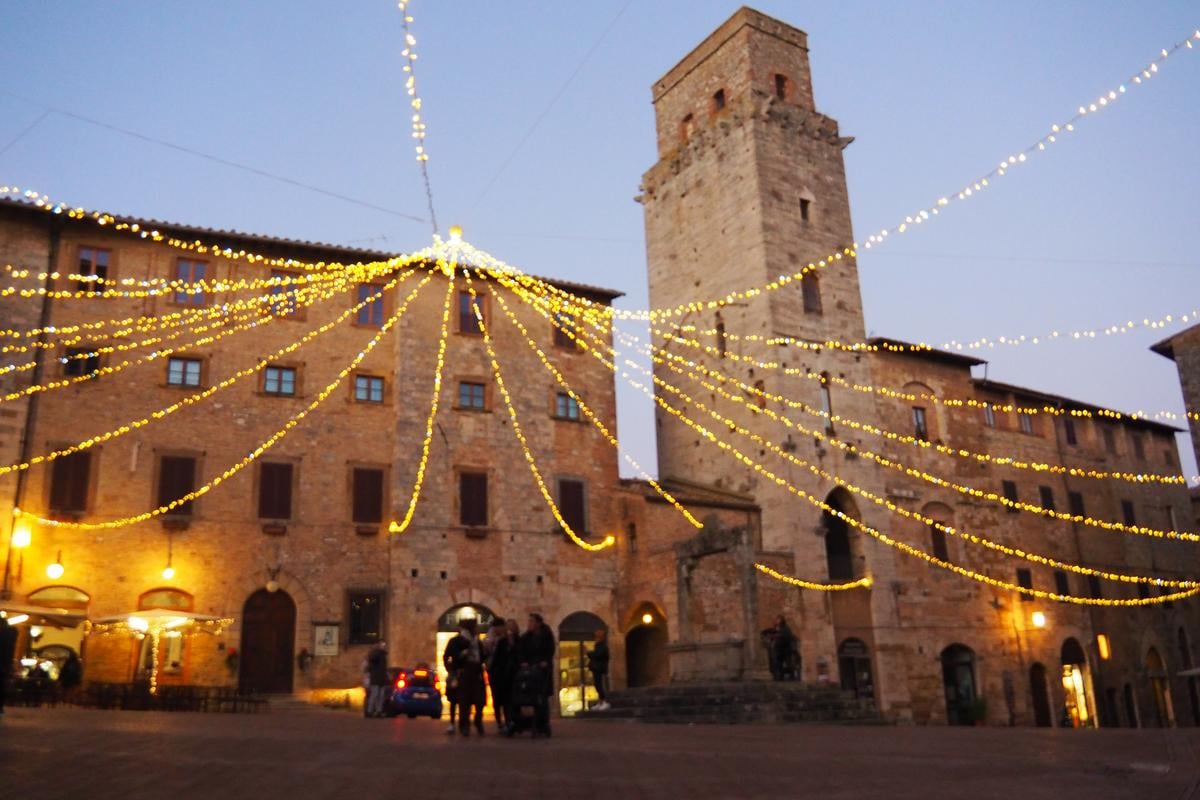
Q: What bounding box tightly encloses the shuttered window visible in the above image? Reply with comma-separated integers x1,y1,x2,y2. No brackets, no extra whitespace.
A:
558,479,586,532
1016,568,1034,601
1038,486,1055,512
49,451,91,513
1001,480,1019,512
258,462,294,520
929,525,949,562
352,468,384,524
459,472,488,527
158,456,197,516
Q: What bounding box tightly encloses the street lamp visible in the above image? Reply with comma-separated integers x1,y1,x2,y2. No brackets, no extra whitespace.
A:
1031,611,1047,629
46,550,65,580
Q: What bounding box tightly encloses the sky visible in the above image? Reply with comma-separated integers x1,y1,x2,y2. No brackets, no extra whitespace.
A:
2,1,1198,479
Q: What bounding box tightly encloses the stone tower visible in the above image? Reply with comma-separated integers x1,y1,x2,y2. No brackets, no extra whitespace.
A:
640,7,902,695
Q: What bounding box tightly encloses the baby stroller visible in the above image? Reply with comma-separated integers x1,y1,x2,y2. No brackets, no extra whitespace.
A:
507,664,549,737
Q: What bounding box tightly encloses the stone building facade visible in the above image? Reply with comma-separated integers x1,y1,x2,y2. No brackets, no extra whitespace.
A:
1,6,1198,728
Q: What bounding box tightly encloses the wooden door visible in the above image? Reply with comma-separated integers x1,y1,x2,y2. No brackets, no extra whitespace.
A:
239,589,296,694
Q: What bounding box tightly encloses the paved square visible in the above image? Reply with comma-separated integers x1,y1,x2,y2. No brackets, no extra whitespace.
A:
2,708,1199,799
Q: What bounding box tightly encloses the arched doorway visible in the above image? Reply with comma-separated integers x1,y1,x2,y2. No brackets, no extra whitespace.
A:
25,585,90,677
1060,638,1093,728
941,644,977,726
625,603,668,688
239,589,296,694
837,638,874,700
1029,663,1052,727
1146,647,1174,727
558,611,607,716
822,490,859,581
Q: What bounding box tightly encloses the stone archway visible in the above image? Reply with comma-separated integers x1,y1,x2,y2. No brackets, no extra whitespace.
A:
625,603,668,688
239,588,296,694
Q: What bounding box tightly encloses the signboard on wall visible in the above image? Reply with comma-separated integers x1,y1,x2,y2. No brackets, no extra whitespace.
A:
314,623,339,657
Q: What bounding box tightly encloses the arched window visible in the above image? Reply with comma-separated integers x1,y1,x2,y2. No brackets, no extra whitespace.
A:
801,273,821,313
818,372,834,434
823,489,858,580
138,588,193,611
27,585,90,611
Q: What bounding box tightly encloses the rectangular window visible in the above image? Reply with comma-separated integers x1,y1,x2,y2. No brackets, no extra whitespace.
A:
712,88,726,111
1053,570,1070,596
347,590,383,645
76,247,110,292
929,525,949,562
258,462,294,520
166,357,202,387
1016,568,1033,601
354,375,384,403
555,392,581,421
459,471,488,527
1087,575,1103,599
1038,485,1055,512
1018,412,1034,435
174,259,207,306
1121,500,1136,526
1063,417,1077,446
1001,480,1019,512
1164,448,1175,468
49,451,91,514
912,407,928,441
63,347,100,378
158,456,197,517
983,404,996,428
356,284,385,327
801,274,821,314
553,313,578,349
1168,505,1179,532
774,73,789,100
1132,433,1145,460
1068,491,1085,516
458,291,484,334
352,467,384,524
558,478,586,533
263,366,297,397
1136,583,1150,600
269,270,300,317
1102,426,1117,455
819,374,834,435
458,381,486,410
799,197,811,223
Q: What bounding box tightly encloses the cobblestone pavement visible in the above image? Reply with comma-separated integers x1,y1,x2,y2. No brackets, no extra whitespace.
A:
2,707,1199,799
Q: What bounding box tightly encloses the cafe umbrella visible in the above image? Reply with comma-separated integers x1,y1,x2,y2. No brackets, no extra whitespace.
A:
86,609,233,694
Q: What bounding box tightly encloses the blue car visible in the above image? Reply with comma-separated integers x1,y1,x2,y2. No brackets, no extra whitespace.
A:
387,665,442,719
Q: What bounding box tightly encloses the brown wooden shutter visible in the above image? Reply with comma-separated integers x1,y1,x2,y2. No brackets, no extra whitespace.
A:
559,479,586,532
50,451,91,513
259,462,293,519
158,456,197,516
459,472,487,526
352,468,384,523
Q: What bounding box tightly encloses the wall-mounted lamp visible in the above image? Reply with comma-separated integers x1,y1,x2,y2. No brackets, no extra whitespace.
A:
46,550,64,580
1030,611,1047,629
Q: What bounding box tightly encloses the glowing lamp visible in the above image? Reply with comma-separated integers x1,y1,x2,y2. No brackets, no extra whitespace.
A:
46,550,64,580
266,580,280,593
1031,611,1047,629
1097,634,1111,660
11,519,32,549
641,613,654,625
30,625,43,639
162,565,176,581
448,225,463,243
3,613,29,625
127,616,150,632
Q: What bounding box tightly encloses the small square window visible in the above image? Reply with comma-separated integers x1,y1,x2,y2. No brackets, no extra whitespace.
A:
167,357,202,387
76,247,110,292
264,366,297,396
269,270,300,317
174,259,207,306
555,392,581,421
354,375,385,403
348,590,383,645
63,348,100,378
458,381,486,410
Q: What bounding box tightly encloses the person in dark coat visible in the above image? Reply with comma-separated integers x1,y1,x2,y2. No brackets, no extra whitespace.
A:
587,628,610,710
487,618,517,733
58,651,82,703
443,618,485,736
518,613,556,736
0,617,17,715
366,642,390,717
772,616,797,681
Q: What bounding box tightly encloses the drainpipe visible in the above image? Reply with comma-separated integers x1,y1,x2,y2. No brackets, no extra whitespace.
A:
2,216,62,599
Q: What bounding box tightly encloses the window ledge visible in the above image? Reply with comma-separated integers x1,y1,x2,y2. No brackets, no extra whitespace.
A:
355,525,379,537
261,522,288,536
461,526,490,539
161,517,191,531
454,406,491,413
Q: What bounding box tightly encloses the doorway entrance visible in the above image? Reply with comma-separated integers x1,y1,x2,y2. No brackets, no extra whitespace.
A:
1029,662,1052,727
239,589,296,694
625,604,668,688
941,644,977,726
1060,638,1092,728
837,638,874,700
1146,646,1174,727
436,603,494,717
558,611,606,716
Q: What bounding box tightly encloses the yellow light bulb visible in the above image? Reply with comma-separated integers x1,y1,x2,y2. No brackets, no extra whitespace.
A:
641,613,654,625
448,225,463,243
46,561,64,580
1031,611,1047,628
11,520,31,548
162,565,176,581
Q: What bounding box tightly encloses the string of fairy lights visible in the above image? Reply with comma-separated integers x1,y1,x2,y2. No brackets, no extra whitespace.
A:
1,9,1197,613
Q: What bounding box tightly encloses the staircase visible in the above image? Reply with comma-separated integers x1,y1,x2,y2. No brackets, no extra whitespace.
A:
577,682,884,725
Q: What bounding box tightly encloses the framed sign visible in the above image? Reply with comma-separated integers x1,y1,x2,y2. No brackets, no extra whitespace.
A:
313,623,340,657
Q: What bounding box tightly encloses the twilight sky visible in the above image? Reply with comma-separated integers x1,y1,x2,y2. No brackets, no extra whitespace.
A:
2,1,1198,478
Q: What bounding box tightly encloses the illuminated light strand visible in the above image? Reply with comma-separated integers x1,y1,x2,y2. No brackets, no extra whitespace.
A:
754,563,872,592
0,270,362,404
463,270,613,552
19,273,434,530
520,282,1200,586
602,324,1200,586
651,324,1192,464
522,293,1197,605
641,328,1187,486
390,263,455,534
397,1,438,233
0,270,417,478
474,28,1200,322
490,286,703,530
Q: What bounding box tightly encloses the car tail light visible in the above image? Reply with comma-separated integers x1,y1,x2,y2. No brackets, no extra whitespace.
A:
395,675,407,689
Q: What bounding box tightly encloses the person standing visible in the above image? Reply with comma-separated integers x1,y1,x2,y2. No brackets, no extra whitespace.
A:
587,628,610,711
0,617,17,716
518,613,556,737
772,616,796,681
443,618,485,736
485,617,512,732
366,641,390,718
58,651,82,704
